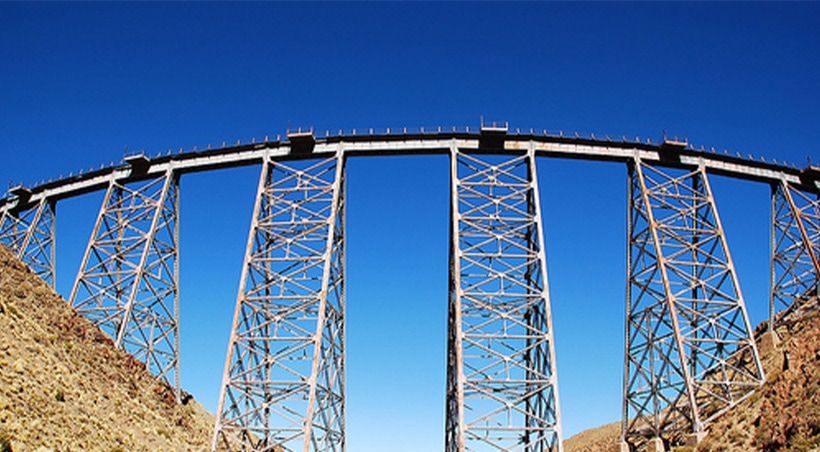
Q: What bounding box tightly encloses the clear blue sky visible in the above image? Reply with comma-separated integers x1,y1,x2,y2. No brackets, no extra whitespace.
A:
1,3,818,450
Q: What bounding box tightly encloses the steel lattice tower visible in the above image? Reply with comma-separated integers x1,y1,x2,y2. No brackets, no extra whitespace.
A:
5,128,814,452
446,144,562,452
0,190,56,286
213,150,345,452
622,158,764,448
770,179,820,325
70,163,180,399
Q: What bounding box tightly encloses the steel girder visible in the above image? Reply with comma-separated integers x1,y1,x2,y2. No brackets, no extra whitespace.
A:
622,159,764,448
446,146,562,452
69,169,181,399
0,197,56,286
770,180,820,325
213,152,345,452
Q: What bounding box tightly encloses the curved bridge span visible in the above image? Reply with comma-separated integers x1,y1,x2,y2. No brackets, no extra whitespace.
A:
2,126,818,452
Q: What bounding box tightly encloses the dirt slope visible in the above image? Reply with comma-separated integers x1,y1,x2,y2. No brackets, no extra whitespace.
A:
0,245,216,451
565,299,820,452
563,421,621,452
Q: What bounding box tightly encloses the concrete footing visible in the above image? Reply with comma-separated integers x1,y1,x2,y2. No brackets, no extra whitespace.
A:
617,441,631,452
647,437,665,451
687,431,708,447
617,432,705,451
616,437,665,451
759,329,781,355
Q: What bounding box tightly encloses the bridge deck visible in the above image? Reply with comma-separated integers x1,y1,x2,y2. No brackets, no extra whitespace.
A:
1,130,816,211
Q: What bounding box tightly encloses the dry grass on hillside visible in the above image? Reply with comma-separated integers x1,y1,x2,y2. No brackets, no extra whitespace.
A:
0,245,217,451
563,421,621,452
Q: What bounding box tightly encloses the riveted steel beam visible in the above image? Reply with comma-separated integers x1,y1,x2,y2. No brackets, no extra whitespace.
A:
213,148,345,452
622,159,764,449
446,142,562,452
69,166,180,400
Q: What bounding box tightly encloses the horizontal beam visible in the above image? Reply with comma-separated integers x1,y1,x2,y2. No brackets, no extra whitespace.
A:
2,131,816,211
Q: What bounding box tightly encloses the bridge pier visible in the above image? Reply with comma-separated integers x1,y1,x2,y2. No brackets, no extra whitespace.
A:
213,149,346,452
770,179,820,327
70,162,180,400
0,189,56,286
686,431,707,447
647,437,665,451
445,141,563,452
622,158,764,447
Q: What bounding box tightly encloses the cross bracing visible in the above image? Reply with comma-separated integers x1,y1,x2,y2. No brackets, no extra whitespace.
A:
622,159,765,448
69,167,180,400
771,180,820,325
1,128,818,452
447,146,562,452
213,151,345,452
0,196,56,286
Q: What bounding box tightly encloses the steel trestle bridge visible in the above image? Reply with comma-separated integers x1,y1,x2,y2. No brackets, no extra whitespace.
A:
2,126,818,452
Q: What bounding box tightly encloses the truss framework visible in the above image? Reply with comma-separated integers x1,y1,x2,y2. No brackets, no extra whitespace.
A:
770,180,820,324
0,198,56,286
213,152,345,452
446,146,562,452
622,159,764,447
69,169,180,399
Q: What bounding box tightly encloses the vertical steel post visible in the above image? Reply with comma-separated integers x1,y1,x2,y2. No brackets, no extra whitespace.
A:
70,168,180,398
214,150,346,452
769,185,777,331
0,205,6,238
446,142,467,452
621,165,635,445
770,180,820,324
446,144,562,452
623,158,764,448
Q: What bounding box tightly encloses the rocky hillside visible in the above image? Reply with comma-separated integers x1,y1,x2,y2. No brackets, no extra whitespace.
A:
565,298,820,452
0,244,216,451
694,299,820,452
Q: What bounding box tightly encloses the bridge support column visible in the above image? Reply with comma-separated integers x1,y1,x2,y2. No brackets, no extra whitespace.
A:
70,166,180,400
621,159,764,448
0,193,56,287
446,144,562,452
647,437,665,451
770,180,820,326
213,151,345,452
